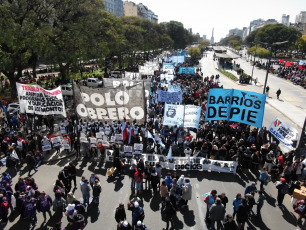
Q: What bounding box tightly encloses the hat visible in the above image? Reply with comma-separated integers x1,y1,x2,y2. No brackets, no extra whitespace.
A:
123,221,129,227
137,220,142,226
280,178,286,182
251,182,256,185
26,186,32,191
18,138,21,141
134,201,139,208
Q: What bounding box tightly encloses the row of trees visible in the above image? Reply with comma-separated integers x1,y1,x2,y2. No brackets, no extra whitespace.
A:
0,0,195,97
219,24,304,58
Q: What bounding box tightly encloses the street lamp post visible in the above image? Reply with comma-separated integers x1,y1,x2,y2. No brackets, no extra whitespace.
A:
251,43,258,84
262,41,288,94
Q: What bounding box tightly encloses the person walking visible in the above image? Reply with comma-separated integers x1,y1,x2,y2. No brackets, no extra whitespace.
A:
80,179,90,208
181,178,192,208
266,86,270,97
209,197,226,230
134,168,144,196
92,179,102,207
276,88,281,99
204,190,217,222
276,178,289,206
68,163,77,189
256,190,266,218
115,203,126,223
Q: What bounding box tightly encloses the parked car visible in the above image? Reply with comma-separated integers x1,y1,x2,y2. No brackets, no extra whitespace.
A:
81,78,103,87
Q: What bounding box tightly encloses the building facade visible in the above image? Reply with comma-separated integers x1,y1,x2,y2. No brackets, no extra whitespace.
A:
103,0,123,17
281,14,290,26
295,11,306,24
123,1,158,23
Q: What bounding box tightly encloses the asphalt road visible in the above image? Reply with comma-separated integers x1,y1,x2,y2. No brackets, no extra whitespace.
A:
2,53,302,230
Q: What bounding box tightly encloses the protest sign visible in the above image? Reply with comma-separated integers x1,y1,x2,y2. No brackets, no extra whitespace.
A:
168,84,181,92
171,56,185,65
205,89,266,128
96,133,103,139
89,137,97,148
160,74,175,82
51,137,62,148
179,67,195,74
163,104,185,127
16,83,66,117
158,90,182,103
62,139,71,150
115,134,123,142
74,84,146,123
269,117,299,149
80,132,88,143
184,105,201,129
42,139,52,151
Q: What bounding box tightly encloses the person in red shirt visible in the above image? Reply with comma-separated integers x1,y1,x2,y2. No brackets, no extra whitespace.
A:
134,168,144,195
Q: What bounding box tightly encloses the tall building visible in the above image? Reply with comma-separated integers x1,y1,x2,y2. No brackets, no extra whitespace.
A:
123,1,158,23
211,28,214,45
228,28,243,37
188,28,192,34
103,0,123,17
295,11,306,24
249,19,264,32
202,35,207,40
281,14,290,26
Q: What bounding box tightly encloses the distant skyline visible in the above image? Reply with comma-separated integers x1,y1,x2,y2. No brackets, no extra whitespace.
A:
128,0,305,42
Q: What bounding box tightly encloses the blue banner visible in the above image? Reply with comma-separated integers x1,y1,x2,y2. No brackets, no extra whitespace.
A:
205,89,266,128
179,67,195,74
158,90,182,103
168,83,181,92
171,56,185,65
163,104,185,127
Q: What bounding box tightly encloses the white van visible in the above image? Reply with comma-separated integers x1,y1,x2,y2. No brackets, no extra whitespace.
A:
61,85,73,96
83,78,103,87
110,71,123,78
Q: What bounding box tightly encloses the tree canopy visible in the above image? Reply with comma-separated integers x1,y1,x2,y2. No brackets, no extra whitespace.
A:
218,35,242,46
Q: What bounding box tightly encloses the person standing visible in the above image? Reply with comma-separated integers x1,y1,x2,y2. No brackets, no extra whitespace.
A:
259,167,269,191
209,197,226,230
236,198,249,230
223,214,238,230
160,181,169,206
204,190,217,221
276,178,289,206
276,88,281,99
80,179,90,208
115,203,126,223
37,191,52,222
217,193,228,208
232,193,242,219
181,179,192,208
256,190,266,218
23,196,37,228
162,197,176,230
68,163,77,189
92,179,102,207
134,168,144,196
132,202,144,229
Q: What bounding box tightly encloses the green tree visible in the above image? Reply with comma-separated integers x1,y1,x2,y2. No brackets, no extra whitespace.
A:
219,35,242,46
254,24,301,57
198,38,210,53
188,47,201,60
298,35,306,56
0,0,50,97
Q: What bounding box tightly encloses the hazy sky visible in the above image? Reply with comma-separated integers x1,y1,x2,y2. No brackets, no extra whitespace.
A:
129,0,305,42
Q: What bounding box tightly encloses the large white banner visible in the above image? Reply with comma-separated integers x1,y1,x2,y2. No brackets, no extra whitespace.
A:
269,117,299,149
184,105,202,129
16,83,66,117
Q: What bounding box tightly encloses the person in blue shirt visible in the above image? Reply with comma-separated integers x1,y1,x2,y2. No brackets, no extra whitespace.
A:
164,173,173,191
244,182,257,196
232,193,242,219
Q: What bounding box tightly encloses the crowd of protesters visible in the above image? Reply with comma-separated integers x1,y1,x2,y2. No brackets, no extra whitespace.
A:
0,53,305,229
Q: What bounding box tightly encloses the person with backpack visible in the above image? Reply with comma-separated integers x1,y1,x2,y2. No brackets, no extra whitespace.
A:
132,202,144,229
162,197,176,230
209,197,226,230
37,191,52,221
276,178,289,206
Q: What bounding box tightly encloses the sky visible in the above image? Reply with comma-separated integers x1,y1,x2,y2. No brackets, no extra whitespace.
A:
129,0,305,42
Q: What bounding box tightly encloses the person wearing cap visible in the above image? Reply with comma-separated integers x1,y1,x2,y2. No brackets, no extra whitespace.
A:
209,197,226,230
244,182,257,196
117,220,132,230
132,201,144,229
276,177,289,206
37,191,52,221
136,220,147,230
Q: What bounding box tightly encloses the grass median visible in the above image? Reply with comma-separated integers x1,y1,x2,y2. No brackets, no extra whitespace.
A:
216,68,239,81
